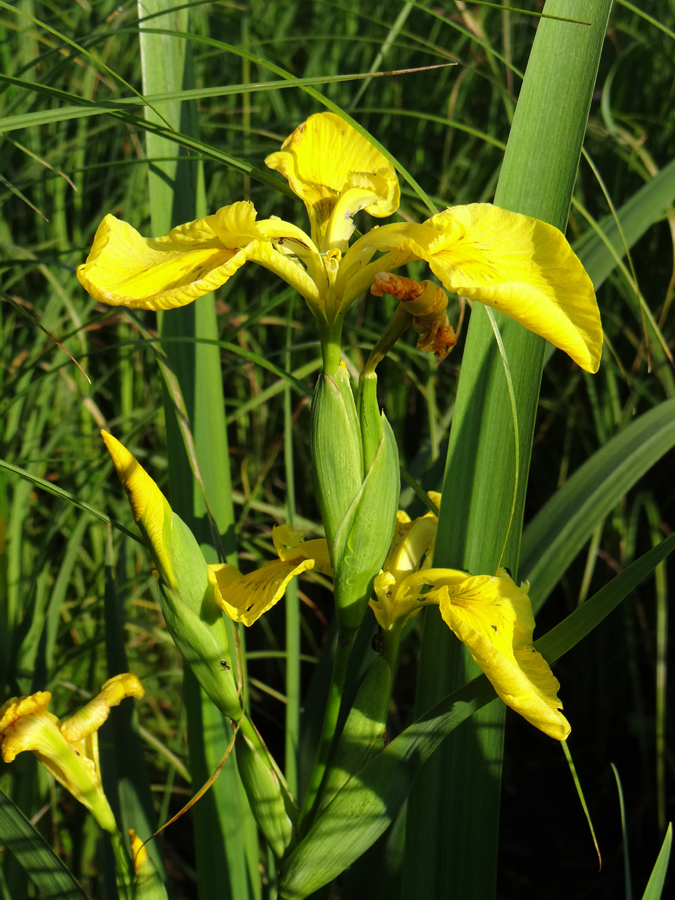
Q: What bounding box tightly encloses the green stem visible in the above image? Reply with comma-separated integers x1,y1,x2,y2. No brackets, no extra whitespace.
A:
319,320,344,375
299,625,356,828
284,295,300,798
381,623,402,671
109,830,133,900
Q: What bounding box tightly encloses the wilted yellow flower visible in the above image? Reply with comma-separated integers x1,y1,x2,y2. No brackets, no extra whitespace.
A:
78,112,602,373
0,674,144,832
369,495,570,740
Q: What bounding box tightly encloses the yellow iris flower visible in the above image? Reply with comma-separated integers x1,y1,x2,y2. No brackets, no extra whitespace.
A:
78,112,602,373
0,674,144,832
369,494,570,741
208,525,332,627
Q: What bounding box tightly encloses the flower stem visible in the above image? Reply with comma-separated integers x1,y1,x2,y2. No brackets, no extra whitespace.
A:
319,320,344,376
299,625,356,829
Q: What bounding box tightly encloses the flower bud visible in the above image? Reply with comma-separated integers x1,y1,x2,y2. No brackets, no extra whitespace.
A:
102,432,242,721
235,731,294,858
311,366,399,630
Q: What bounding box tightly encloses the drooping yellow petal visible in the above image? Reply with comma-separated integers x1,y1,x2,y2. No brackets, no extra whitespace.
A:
265,112,400,252
211,557,316,627
434,569,570,740
102,431,175,587
343,205,602,372
77,202,321,311
60,674,144,743
421,205,601,373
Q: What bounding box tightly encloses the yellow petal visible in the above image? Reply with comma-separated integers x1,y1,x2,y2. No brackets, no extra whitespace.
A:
435,570,570,740
211,557,315,626
101,431,175,587
129,829,149,874
0,692,51,735
60,674,144,743
369,571,430,631
77,203,252,310
347,206,602,372
422,205,602,373
265,112,400,252
0,692,117,831
271,525,333,576
382,514,437,585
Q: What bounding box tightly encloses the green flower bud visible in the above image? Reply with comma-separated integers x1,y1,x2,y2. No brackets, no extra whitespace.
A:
235,727,295,859
103,431,242,721
310,364,363,552
311,368,399,630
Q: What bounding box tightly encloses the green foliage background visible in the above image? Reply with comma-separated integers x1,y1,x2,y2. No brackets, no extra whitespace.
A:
0,1,673,898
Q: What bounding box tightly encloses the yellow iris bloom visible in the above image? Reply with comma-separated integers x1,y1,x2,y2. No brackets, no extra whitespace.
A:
209,524,332,627
78,112,602,373
0,674,144,832
369,495,570,741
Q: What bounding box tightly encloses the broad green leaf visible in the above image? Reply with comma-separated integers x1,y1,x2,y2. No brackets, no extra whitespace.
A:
641,824,672,900
139,4,260,898
0,790,90,900
406,3,613,898
279,532,675,899
520,398,675,612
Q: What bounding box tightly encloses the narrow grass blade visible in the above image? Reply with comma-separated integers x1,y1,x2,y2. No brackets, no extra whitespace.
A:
138,4,259,898
520,398,675,611
103,534,166,880
575,156,675,290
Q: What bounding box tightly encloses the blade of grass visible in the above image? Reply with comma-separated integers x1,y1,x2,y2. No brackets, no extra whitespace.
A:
138,5,259,898
0,791,90,900
641,824,672,900
520,397,675,611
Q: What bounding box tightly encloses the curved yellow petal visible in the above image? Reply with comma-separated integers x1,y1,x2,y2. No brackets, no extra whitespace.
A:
369,571,430,632
346,206,602,372
60,674,144,743
435,570,570,740
129,829,149,874
265,112,400,252
102,431,175,587
272,525,333,576
77,203,260,310
382,514,437,585
211,557,315,626
0,691,117,831
0,692,52,738
422,205,602,373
